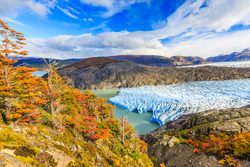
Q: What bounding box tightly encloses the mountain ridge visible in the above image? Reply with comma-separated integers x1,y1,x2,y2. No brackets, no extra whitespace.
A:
14,48,250,68
207,48,250,62
57,57,250,89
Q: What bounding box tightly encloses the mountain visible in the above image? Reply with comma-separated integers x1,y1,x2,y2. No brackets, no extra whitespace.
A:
57,57,250,89
14,57,82,68
143,106,250,166
14,55,205,69
207,48,250,62
110,55,205,67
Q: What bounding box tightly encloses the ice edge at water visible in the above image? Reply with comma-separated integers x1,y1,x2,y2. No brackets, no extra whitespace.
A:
109,79,250,126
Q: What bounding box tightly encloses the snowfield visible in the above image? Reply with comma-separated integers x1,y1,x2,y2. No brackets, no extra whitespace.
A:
109,79,250,126
178,61,250,68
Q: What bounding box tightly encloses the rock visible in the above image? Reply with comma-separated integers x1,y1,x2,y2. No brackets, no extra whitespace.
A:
0,152,30,167
159,135,180,147
47,147,74,167
143,106,250,167
149,144,221,167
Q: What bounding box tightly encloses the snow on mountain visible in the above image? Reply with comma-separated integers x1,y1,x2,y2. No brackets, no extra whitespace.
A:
178,61,250,68
109,79,250,126
207,48,250,62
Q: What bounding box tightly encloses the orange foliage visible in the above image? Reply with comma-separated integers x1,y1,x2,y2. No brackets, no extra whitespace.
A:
193,148,200,153
185,132,250,166
138,139,148,153
160,163,166,167
0,19,46,124
69,91,112,140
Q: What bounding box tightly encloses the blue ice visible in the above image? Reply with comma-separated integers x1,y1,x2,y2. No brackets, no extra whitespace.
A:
109,79,250,126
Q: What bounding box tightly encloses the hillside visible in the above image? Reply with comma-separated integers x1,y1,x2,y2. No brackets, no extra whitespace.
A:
207,48,250,62
58,57,250,89
110,55,205,67
0,64,153,167
143,106,250,167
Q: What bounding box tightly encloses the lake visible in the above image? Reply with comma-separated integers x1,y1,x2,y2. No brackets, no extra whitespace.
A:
91,89,159,135
32,70,47,77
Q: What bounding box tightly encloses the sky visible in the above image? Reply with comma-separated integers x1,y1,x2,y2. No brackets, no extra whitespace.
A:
0,0,250,59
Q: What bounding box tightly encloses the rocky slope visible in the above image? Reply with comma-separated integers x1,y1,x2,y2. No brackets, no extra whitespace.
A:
58,57,250,89
143,106,250,167
207,48,250,62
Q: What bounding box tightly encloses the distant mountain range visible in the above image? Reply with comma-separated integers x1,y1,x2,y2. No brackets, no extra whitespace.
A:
206,48,250,62
14,55,206,68
14,57,81,68
14,48,250,69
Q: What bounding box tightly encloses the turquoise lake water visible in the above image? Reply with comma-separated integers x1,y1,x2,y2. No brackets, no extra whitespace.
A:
91,89,159,135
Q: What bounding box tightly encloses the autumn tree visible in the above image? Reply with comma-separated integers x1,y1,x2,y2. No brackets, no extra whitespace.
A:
0,19,46,124
0,19,27,122
45,63,65,115
70,90,111,140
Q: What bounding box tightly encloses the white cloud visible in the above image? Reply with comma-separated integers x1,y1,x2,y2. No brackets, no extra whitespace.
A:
26,31,166,59
80,0,113,8
26,0,250,59
0,0,57,17
83,18,94,22
164,30,250,57
3,17,28,28
57,6,78,19
152,0,250,38
80,0,150,17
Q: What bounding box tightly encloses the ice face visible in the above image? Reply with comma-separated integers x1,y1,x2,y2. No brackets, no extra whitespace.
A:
109,79,250,126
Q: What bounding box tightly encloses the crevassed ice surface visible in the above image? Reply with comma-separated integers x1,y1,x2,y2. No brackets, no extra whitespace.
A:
109,79,250,126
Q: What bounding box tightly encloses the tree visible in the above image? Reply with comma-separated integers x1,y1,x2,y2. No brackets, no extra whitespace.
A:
0,19,46,124
0,19,27,122
45,63,65,115
121,116,133,145
7,66,47,124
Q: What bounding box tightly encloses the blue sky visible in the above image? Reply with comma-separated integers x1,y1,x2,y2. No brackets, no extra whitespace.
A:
1,0,250,59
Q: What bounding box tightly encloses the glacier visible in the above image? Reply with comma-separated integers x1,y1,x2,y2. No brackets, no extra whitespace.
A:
109,79,250,126
178,61,250,68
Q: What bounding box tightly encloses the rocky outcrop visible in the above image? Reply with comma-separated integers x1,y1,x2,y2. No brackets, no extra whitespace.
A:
58,57,250,89
150,106,250,136
143,106,250,167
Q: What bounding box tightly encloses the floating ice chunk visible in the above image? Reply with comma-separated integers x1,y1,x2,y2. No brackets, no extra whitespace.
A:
109,79,250,126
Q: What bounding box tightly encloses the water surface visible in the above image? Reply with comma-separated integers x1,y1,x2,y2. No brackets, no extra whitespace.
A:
91,89,159,135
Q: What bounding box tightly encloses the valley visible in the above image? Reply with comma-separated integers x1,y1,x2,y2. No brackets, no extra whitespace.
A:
1,1,250,166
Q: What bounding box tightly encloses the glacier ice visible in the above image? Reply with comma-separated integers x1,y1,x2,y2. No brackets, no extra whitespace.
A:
178,61,250,68
109,79,250,126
